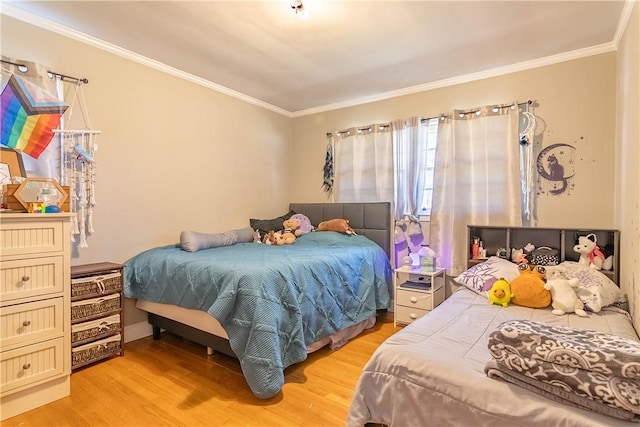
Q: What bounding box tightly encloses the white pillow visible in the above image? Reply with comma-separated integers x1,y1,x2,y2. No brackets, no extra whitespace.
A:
454,256,519,296
558,261,626,312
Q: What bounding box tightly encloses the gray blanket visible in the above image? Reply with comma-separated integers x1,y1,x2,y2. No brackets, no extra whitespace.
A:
486,320,640,422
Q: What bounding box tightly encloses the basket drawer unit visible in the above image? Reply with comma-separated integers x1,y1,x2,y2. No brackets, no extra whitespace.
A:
72,314,121,345
71,271,122,300
1,256,64,302
1,337,65,395
72,334,122,369
1,297,64,350
71,293,120,323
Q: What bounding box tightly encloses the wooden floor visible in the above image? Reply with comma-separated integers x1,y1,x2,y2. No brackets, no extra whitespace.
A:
3,313,398,426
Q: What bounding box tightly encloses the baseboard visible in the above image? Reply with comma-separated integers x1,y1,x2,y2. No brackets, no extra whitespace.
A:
124,321,153,343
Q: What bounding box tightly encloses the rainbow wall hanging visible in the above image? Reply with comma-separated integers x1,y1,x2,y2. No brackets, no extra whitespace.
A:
1,74,68,159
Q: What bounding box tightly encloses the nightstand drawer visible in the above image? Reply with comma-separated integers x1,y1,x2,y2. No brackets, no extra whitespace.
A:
395,305,429,324
0,256,65,302
396,288,435,310
1,297,64,349
0,338,65,395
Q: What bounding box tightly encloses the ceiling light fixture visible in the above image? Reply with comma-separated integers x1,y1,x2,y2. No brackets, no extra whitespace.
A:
290,0,308,20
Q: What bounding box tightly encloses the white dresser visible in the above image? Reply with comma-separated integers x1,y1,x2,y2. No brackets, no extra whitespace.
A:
0,213,72,421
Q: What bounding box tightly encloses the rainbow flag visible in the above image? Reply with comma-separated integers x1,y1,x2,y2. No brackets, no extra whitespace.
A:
1,74,68,159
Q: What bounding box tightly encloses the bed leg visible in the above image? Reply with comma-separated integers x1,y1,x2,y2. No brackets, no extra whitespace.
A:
207,346,214,355
152,325,161,340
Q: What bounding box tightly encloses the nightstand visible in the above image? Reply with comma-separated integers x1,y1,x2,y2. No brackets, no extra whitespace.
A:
394,267,446,326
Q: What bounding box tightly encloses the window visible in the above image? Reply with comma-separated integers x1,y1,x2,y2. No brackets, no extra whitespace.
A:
419,118,439,218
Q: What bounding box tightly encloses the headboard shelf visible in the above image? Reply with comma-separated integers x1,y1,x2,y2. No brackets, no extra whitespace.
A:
467,225,620,285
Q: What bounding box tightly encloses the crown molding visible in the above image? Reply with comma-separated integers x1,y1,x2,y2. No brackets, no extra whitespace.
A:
612,0,637,49
292,42,616,117
1,4,293,118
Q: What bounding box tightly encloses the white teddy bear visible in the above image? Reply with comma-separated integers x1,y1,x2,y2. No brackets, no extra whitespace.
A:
573,233,613,270
544,268,587,317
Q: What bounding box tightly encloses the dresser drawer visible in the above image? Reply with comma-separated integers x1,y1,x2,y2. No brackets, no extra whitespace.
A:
395,305,429,324
0,218,65,257
1,298,64,349
0,256,64,302
0,338,65,395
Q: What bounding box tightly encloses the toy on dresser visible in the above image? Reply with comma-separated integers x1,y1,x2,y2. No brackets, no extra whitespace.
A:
573,233,614,271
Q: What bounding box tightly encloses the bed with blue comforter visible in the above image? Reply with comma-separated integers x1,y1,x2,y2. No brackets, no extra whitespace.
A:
124,231,391,399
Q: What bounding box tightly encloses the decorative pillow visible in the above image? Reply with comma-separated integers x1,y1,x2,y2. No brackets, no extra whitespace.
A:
454,256,519,296
180,227,254,252
316,218,355,235
249,210,296,238
558,261,626,312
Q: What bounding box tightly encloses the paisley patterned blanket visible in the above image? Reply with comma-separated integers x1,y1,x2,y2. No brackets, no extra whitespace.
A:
486,320,640,422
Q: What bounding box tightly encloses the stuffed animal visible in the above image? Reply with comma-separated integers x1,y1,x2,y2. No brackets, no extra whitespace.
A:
510,264,551,308
488,278,513,308
573,233,614,270
511,248,529,264
317,218,356,235
262,230,280,245
277,218,300,245
544,268,587,317
290,213,314,236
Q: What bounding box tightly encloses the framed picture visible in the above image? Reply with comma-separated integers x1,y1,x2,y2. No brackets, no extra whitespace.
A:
0,147,26,184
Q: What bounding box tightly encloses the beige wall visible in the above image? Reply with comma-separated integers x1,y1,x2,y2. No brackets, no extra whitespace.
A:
2,11,638,334
615,2,640,333
292,54,618,230
1,16,293,327
291,48,638,319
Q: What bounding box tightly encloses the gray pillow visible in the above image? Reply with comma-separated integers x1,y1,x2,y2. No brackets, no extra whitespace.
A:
180,226,255,252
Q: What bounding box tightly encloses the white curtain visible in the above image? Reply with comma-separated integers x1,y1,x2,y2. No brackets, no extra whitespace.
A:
333,125,393,203
430,105,522,275
392,117,429,219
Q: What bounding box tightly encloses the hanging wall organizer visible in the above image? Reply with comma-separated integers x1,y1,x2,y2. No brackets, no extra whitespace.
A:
54,76,101,248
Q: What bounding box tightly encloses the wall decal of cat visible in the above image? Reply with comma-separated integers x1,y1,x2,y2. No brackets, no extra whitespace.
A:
536,143,576,196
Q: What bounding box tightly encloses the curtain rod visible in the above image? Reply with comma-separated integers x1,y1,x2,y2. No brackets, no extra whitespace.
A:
327,100,534,137
421,99,533,122
1,58,89,84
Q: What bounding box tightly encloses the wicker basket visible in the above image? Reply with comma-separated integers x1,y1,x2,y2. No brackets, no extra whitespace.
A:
72,334,121,367
71,272,122,299
71,314,121,344
71,294,121,322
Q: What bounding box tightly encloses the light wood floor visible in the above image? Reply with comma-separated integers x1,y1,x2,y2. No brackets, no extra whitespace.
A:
3,313,398,427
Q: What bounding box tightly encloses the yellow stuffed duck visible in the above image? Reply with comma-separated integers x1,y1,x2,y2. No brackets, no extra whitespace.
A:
488,278,513,308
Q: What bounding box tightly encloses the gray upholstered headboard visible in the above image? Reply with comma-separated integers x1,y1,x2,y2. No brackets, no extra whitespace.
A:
289,202,392,259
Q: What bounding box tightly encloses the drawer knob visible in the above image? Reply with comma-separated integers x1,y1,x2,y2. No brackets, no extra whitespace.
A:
409,313,417,319
22,320,31,327
22,363,31,370
410,297,418,303
21,275,30,282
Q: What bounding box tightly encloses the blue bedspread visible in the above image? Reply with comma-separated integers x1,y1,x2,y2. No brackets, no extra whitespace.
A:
124,231,391,398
